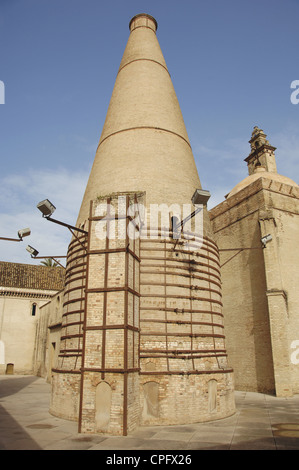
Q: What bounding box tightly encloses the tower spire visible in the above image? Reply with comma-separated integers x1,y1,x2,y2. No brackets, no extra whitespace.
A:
245,126,277,175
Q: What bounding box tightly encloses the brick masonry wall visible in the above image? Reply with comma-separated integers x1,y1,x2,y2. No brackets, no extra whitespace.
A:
209,177,299,396
79,196,141,434
51,194,236,432
138,228,235,425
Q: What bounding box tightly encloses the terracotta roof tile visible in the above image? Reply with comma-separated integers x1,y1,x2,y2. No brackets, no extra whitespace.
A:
0,261,65,291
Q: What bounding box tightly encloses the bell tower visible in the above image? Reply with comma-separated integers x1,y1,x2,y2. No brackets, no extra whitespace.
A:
245,126,277,175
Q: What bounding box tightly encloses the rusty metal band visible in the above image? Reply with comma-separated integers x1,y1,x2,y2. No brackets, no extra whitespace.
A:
139,280,221,297
139,306,223,317
140,245,220,265
67,233,87,248
66,241,87,255
66,245,88,260
140,348,226,354
61,321,84,329
101,197,111,380
161,240,169,371
65,249,86,263
140,263,221,282
139,228,219,249
189,250,194,368
58,353,82,358
62,308,85,318
52,368,81,374
141,256,221,276
64,285,86,297
84,324,140,332
89,214,140,232
140,244,219,265
140,369,233,376
60,333,83,341
81,367,140,373
88,247,141,263
78,200,93,434
141,293,223,306
67,243,87,259
140,332,225,338
123,195,130,436
140,269,221,289
64,266,86,286
86,286,140,297
63,296,86,308
64,274,86,287
59,348,82,353
170,237,219,257
48,322,62,330
140,319,224,328
65,262,87,277
140,353,228,360
133,193,137,373
140,235,218,254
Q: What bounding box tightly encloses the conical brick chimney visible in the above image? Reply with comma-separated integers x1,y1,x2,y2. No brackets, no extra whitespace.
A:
50,13,235,436
77,13,203,224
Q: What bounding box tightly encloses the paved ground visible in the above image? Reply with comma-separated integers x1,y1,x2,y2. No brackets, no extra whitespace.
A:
1,375,299,450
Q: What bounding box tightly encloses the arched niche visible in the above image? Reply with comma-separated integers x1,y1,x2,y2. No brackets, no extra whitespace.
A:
208,379,217,413
95,381,112,432
142,381,159,420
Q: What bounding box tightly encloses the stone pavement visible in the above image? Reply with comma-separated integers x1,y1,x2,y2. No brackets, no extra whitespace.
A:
1,375,299,450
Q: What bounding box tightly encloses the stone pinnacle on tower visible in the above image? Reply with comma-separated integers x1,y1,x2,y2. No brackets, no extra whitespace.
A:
245,126,277,175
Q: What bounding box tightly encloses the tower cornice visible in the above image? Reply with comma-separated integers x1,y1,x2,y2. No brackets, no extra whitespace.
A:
129,13,158,32
244,143,277,163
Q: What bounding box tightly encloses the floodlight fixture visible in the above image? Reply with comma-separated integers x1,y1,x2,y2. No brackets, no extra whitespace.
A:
37,199,88,235
18,228,31,240
191,189,211,206
26,245,39,257
172,190,210,235
37,199,56,218
0,227,31,242
261,234,272,248
25,245,66,267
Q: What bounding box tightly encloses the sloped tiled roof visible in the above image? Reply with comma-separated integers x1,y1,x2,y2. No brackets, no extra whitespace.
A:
0,261,65,291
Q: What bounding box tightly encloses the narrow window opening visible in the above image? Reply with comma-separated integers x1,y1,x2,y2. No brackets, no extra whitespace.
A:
31,303,37,316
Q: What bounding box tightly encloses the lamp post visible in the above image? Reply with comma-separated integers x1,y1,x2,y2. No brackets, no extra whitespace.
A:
173,189,211,232
26,245,66,268
172,189,211,249
34,199,89,266
37,199,88,235
0,228,31,242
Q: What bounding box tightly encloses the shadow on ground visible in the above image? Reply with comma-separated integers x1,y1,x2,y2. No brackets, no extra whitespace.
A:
0,375,38,399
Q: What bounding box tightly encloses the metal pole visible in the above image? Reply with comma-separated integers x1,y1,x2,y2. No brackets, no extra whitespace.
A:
46,216,88,234
0,237,22,242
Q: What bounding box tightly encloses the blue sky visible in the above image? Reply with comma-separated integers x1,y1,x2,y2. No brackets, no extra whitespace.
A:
0,0,298,265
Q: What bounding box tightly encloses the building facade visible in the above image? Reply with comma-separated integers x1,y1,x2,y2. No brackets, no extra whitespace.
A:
0,261,64,375
209,127,299,397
